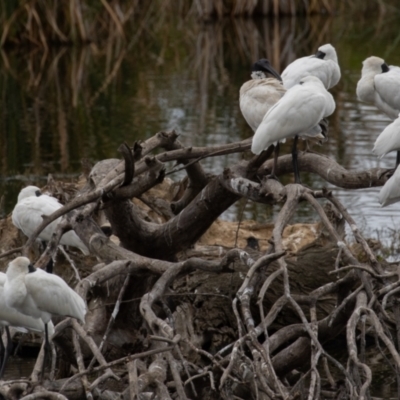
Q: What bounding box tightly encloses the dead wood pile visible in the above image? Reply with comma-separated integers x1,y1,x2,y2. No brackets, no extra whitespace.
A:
0,131,398,400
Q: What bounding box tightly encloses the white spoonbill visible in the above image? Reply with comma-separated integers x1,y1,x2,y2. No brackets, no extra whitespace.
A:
240,59,328,178
239,58,285,132
379,165,400,207
281,44,341,90
12,186,89,255
4,256,87,373
357,56,400,120
0,271,54,377
251,76,335,183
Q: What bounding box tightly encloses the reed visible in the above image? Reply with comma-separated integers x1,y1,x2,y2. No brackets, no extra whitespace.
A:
1,0,398,48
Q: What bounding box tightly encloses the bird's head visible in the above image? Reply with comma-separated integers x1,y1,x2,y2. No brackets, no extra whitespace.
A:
361,56,388,75
17,185,42,203
315,44,338,63
251,59,282,81
7,256,35,278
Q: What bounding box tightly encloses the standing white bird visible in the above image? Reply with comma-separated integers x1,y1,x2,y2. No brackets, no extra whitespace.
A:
281,44,341,90
357,56,400,120
239,58,285,132
4,256,87,374
240,59,328,178
0,271,54,377
12,186,89,255
379,165,400,207
251,76,335,183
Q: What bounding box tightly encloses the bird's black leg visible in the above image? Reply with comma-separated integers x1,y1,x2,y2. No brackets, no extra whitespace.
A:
292,135,301,184
0,327,12,378
396,150,400,168
41,323,51,379
268,142,280,180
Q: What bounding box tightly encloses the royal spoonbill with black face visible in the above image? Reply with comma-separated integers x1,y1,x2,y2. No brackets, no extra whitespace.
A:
4,256,86,374
357,56,400,120
12,186,89,255
0,271,54,378
251,76,335,183
379,165,400,207
281,44,341,90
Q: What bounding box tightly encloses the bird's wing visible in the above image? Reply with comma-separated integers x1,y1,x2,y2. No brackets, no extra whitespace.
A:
0,282,45,332
379,167,400,206
25,269,87,323
373,117,400,158
240,79,285,131
12,202,47,237
252,88,327,153
282,58,331,89
374,71,400,114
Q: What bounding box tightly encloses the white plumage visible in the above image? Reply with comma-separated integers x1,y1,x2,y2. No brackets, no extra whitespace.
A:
357,56,400,120
373,113,400,158
379,165,400,207
251,76,336,155
12,186,89,255
4,257,87,326
281,44,341,90
0,272,53,334
239,59,285,132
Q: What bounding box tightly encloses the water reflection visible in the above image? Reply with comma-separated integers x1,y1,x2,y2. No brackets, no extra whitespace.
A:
1,12,400,252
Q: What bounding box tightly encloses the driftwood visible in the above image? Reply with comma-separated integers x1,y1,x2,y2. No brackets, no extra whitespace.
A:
0,129,398,400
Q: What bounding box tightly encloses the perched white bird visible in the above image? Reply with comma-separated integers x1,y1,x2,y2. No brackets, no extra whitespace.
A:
281,44,341,90
4,257,87,328
4,257,86,376
379,165,400,207
251,76,335,182
0,271,54,377
373,113,400,160
239,58,285,132
12,186,89,255
357,56,400,120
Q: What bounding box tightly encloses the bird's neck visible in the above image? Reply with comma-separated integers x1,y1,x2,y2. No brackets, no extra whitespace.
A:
251,71,266,80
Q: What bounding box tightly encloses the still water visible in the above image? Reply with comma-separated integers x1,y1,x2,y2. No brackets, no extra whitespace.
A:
1,13,400,255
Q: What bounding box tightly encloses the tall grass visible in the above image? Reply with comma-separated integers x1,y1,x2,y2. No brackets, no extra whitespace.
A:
0,0,397,48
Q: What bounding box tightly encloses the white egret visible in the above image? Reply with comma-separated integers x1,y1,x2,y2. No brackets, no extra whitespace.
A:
12,186,89,255
4,256,86,374
379,165,400,207
357,56,400,120
281,44,341,90
251,76,335,183
0,271,54,377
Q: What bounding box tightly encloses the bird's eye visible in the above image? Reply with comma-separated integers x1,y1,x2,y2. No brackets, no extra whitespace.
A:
299,81,304,85
35,190,41,197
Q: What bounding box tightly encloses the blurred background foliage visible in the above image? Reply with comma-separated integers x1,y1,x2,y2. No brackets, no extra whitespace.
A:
0,0,400,238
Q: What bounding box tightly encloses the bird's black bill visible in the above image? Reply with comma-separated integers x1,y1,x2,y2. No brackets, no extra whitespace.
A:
28,264,36,273
35,190,42,197
381,63,390,73
315,50,326,59
253,59,282,81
